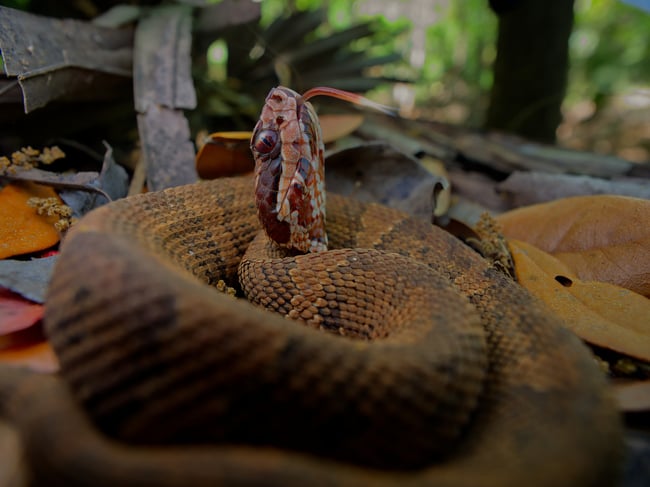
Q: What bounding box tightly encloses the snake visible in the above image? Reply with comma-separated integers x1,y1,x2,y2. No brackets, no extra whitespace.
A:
0,87,622,486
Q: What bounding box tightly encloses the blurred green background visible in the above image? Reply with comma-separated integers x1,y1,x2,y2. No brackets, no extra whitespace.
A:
2,0,649,161
257,0,650,160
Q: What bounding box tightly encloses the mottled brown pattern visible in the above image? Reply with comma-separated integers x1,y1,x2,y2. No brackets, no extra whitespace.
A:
0,177,622,486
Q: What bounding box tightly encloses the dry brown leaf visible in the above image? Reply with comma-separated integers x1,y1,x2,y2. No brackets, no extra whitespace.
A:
319,114,363,144
0,182,61,259
497,195,650,297
195,131,254,179
508,239,650,362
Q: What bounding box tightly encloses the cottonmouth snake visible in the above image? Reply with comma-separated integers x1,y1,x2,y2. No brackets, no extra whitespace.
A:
0,176,622,486
1,87,622,486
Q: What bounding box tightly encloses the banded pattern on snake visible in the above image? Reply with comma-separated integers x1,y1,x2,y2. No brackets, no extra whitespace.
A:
0,87,622,486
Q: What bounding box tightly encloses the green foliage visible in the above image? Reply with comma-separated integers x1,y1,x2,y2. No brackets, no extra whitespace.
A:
1,0,32,9
196,4,406,130
259,0,497,124
418,0,496,123
260,0,355,28
569,0,650,103
260,0,650,130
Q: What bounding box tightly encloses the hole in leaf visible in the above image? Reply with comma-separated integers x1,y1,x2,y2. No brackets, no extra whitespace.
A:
555,275,573,287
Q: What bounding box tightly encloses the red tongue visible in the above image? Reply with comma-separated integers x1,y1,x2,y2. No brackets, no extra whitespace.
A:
301,86,396,116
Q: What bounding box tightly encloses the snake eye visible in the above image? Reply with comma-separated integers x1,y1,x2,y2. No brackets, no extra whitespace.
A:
253,129,278,154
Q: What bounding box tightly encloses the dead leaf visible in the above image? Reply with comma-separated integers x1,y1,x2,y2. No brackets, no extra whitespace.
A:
3,144,128,218
195,132,254,179
133,5,196,112
497,171,650,207
508,239,650,362
326,142,447,221
319,114,364,144
0,256,57,303
0,182,60,259
456,132,635,179
0,6,133,112
0,289,43,335
4,167,100,190
58,143,129,217
134,5,198,190
497,195,650,297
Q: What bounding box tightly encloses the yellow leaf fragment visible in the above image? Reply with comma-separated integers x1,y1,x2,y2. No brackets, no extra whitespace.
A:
497,195,650,297
508,239,650,362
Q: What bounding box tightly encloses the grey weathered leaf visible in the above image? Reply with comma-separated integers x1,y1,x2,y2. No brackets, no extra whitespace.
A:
58,143,129,217
356,114,453,160
0,256,57,303
326,142,446,221
0,6,133,112
134,5,196,112
96,144,129,201
134,5,198,190
2,168,98,189
455,132,637,179
137,105,197,191
497,171,650,208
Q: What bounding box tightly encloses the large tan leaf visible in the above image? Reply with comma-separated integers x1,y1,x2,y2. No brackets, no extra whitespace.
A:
508,239,650,362
497,195,650,297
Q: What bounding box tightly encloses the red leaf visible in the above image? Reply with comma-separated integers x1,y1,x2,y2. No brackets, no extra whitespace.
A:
0,288,43,335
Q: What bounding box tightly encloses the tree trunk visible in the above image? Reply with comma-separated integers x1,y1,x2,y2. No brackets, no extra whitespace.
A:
485,0,575,143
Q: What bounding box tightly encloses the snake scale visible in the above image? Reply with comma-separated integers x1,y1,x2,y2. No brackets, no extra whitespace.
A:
1,87,622,486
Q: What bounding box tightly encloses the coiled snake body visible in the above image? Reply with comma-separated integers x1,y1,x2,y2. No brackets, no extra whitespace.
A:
1,88,621,486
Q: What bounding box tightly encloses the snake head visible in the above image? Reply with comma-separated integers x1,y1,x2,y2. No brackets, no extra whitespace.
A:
251,86,327,253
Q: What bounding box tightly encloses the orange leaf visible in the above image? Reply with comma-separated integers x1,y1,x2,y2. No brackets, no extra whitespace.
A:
0,289,43,335
319,114,364,144
195,131,254,179
0,182,61,259
496,195,650,297
0,341,58,373
508,239,650,361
